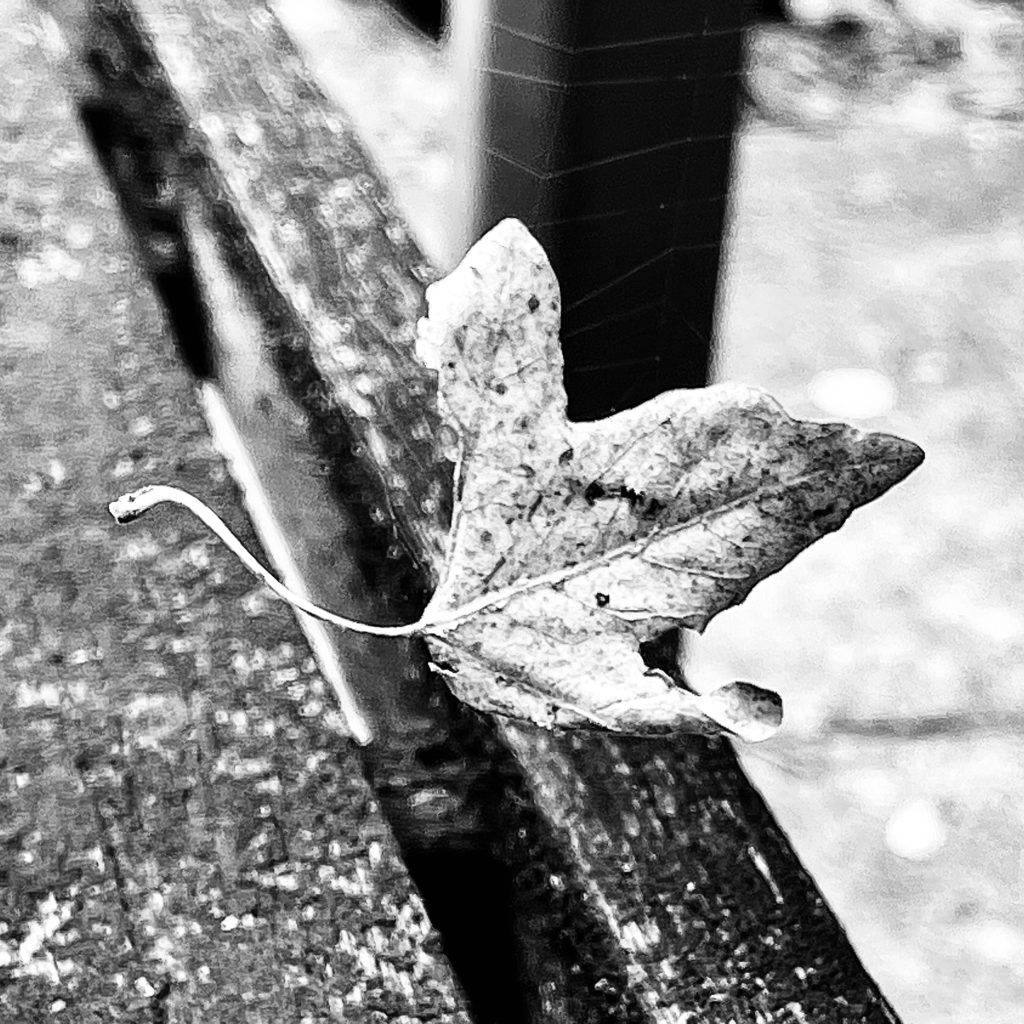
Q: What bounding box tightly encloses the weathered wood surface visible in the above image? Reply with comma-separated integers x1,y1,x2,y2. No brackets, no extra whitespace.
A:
0,6,469,1020
39,0,904,1020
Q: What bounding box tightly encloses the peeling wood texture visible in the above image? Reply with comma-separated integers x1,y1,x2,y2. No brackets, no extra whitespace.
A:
39,0,904,1021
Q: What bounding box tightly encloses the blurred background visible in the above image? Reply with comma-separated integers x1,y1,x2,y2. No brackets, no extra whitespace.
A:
3,0,1023,1020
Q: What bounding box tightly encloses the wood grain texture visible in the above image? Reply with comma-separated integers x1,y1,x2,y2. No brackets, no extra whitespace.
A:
0,5,468,1015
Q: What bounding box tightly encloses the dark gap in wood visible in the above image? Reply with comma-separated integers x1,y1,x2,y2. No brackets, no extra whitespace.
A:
384,0,448,41
77,98,216,380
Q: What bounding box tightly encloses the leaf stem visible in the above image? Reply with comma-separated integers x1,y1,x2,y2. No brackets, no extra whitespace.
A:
109,485,691,639
108,485,421,638
109,485,677,641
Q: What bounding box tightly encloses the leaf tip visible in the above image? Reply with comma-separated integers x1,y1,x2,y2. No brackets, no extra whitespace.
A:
866,431,926,496
472,219,554,285
896,436,926,476
696,681,783,743
485,216,542,252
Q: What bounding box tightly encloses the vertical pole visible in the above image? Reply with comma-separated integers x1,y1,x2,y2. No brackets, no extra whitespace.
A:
469,1,748,419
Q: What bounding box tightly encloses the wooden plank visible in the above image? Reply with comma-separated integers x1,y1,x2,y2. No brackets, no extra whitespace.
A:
41,0,905,1020
0,7,469,1020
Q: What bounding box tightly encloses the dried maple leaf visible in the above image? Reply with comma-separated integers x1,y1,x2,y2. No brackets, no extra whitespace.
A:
412,219,923,739
109,220,923,743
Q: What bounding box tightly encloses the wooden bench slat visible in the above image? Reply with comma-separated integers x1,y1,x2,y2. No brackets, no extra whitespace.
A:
0,9,470,1015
